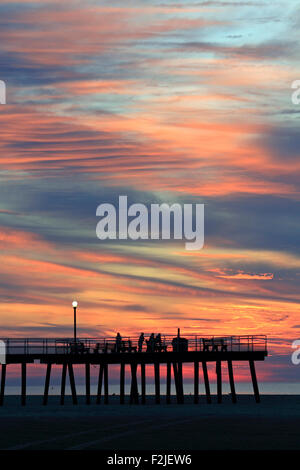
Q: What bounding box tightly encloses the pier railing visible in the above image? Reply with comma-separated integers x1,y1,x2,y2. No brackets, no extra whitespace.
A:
2,334,267,356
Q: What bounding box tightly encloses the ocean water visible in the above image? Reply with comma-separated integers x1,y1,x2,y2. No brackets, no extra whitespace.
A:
3,382,300,396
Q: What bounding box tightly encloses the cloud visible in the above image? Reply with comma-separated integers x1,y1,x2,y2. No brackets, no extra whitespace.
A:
216,271,274,280
0,0,299,386
258,126,300,162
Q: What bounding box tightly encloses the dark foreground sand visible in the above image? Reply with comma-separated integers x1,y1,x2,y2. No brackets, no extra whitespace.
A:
0,395,300,450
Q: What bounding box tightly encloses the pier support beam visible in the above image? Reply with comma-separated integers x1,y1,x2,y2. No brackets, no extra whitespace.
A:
60,363,67,405
202,361,211,404
85,363,90,405
227,360,237,403
0,364,6,406
21,362,26,406
177,362,184,404
194,361,199,404
68,363,78,405
96,364,104,404
249,360,260,403
120,363,125,404
104,363,109,404
154,362,160,404
166,362,171,404
43,363,52,406
216,360,222,404
130,363,139,404
173,362,179,404
141,363,146,404
173,362,184,404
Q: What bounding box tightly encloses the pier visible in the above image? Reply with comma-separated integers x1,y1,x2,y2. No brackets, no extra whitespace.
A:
0,334,267,406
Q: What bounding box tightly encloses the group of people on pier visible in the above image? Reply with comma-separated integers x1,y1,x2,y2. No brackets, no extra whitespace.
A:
115,332,166,353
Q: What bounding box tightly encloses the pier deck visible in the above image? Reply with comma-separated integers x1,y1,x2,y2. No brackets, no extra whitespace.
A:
0,334,267,406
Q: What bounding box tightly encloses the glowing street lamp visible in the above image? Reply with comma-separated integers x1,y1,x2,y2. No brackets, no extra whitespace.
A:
72,301,78,343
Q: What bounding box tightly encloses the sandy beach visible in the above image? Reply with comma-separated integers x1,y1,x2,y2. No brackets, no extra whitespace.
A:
0,394,300,450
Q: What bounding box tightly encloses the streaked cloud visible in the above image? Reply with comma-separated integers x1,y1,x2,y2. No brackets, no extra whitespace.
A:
0,0,299,384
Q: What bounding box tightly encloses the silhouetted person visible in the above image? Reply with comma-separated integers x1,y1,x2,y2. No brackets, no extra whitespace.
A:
147,333,155,352
138,333,144,352
154,333,162,352
115,332,122,353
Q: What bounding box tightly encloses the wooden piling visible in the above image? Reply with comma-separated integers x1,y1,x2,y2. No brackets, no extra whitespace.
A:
104,363,109,404
60,363,67,405
43,363,51,406
166,362,171,404
96,363,104,404
130,363,139,404
227,360,237,403
173,362,180,404
141,363,146,404
202,361,211,404
21,362,26,406
249,360,260,403
173,362,184,404
68,363,78,405
177,361,184,404
0,364,6,406
216,360,222,404
120,362,125,404
154,362,160,404
194,361,199,404
85,363,90,405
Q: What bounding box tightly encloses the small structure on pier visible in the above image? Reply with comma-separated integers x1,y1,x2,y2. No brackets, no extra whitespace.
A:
0,333,267,406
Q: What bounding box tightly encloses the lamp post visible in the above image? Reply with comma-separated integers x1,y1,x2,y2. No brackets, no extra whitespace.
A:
72,301,78,343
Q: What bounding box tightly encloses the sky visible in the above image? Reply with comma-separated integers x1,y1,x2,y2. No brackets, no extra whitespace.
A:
0,0,300,386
